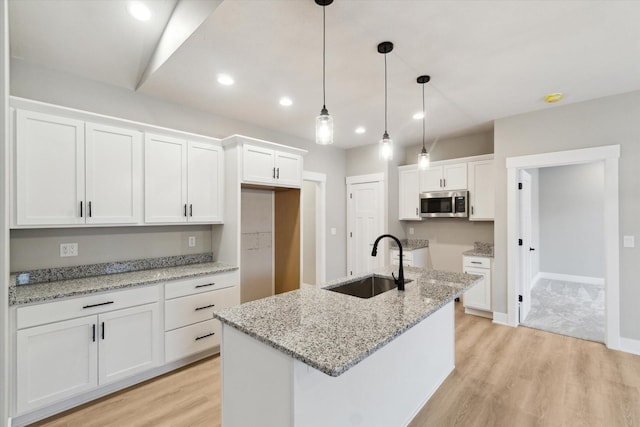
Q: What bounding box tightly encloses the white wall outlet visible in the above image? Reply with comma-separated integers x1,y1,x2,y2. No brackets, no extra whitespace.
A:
409,227,415,235
330,227,337,236
623,235,635,248
188,236,196,247
60,243,78,257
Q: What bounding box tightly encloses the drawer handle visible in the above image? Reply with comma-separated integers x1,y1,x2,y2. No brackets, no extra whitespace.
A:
195,283,215,289
471,261,482,264
83,301,114,309
195,303,216,311
195,332,215,341
92,324,96,342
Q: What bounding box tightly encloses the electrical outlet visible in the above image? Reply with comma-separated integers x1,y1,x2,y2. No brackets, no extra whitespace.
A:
60,243,78,257
188,236,196,247
330,227,337,236
409,227,415,235
623,235,635,248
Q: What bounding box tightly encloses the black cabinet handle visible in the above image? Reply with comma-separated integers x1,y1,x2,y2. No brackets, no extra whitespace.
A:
92,324,96,342
190,204,193,217
530,247,536,251
276,168,280,179
184,204,187,217
471,261,482,264
195,332,215,341
88,201,92,217
195,303,216,311
471,206,474,215
195,283,215,289
82,301,114,309
80,201,83,217
272,167,276,179
101,322,105,340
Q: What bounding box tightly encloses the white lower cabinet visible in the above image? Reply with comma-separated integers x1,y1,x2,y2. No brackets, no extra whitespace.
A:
15,287,162,414
390,247,428,268
462,256,492,316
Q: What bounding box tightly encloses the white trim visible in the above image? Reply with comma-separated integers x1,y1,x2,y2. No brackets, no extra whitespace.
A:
404,153,494,169
491,312,509,326
536,272,604,286
346,173,384,185
302,171,326,183
619,337,640,356
506,144,620,350
464,307,492,319
302,171,327,285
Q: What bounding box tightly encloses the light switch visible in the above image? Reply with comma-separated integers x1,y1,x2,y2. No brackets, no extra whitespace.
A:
409,227,415,235
623,235,635,248
330,227,337,236
188,236,196,247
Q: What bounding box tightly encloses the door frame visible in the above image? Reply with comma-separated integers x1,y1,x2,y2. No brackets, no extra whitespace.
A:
346,173,385,276
506,145,620,349
302,171,327,285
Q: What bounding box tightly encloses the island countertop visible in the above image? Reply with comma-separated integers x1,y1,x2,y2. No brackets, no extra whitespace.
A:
213,266,481,377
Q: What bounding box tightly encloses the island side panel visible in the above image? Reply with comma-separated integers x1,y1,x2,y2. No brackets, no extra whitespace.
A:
220,325,294,427
293,301,455,427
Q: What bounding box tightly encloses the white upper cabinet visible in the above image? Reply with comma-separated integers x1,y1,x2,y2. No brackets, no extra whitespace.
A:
145,134,224,224
398,165,421,220
242,143,303,188
419,163,467,192
468,159,495,221
14,110,143,227
274,151,303,187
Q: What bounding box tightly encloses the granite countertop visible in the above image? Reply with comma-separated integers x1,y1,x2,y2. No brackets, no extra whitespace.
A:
390,239,429,250
10,262,238,306
213,266,481,377
463,242,494,258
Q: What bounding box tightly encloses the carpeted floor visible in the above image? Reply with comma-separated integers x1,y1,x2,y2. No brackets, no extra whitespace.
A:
522,278,604,342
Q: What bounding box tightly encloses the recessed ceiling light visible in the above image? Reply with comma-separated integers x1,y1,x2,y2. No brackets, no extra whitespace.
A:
412,111,424,120
217,74,235,86
544,92,564,103
355,127,366,134
279,97,293,107
128,1,151,21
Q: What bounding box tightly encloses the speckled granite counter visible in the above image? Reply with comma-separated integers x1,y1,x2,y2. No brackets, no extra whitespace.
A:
213,266,480,377
390,238,429,250
10,262,238,306
463,241,494,258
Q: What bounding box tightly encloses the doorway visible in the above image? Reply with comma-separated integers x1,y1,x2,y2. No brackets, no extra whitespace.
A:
346,173,385,276
506,145,620,349
302,171,326,285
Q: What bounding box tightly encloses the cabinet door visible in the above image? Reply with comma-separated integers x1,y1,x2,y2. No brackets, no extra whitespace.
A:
98,303,161,385
463,267,491,311
85,123,143,224
443,163,467,190
419,166,443,192
16,316,97,414
144,134,188,223
468,160,495,221
274,151,302,187
398,167,421,220
15,110,85,226
187,141,223,223
242,144,275,184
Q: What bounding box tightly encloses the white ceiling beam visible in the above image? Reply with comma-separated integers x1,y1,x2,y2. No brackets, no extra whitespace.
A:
136,0,223,90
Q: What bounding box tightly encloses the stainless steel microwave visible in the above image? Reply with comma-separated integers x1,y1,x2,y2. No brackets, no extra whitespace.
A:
419,191,468,218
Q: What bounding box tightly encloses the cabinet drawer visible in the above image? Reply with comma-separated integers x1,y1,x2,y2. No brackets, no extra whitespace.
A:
17,285,160,330
463,256,490,269
390,250,413,262
165,286,238,331
165,319,220,362
165,270,238,299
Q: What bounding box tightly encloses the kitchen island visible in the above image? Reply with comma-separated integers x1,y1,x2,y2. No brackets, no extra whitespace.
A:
213,266,481,427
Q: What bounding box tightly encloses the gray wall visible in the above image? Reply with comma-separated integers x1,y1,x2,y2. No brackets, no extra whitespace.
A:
10,60,348,280
302,181,316,285
403,131,494,165
538,162,604,278
1,0,9,424
494,90,640,340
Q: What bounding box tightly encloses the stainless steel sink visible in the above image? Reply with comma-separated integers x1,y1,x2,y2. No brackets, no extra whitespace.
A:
326,275,412,299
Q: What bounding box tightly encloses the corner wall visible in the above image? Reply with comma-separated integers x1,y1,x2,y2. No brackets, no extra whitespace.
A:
1,0,9,424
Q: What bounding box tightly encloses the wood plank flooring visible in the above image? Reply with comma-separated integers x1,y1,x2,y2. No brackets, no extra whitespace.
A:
32,302,640,427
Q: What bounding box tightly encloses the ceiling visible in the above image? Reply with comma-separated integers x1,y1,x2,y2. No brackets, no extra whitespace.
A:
9,0,640,149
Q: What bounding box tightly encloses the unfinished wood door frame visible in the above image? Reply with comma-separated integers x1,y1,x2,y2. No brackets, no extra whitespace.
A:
274,188,301,294
302,171,326,285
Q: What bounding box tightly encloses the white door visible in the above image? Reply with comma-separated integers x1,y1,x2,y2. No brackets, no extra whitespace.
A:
16,316,98,413
462,267,491,311
98,303,161,385
398,167,420,220
275,151,302,187
85,123,143,224
144,133,188,223
419,166,443,192
519,170,534,322
188,141,223,223
15,110,85,226
443,163,467,190
347,180,383,276
243,144,275,185
468,160,495,220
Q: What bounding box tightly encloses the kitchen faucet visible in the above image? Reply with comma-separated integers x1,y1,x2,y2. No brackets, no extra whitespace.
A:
371,234,405,291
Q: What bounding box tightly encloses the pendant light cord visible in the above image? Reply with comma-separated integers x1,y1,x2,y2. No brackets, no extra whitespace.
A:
322,5,326,109
422,83,426,151
384,53,388,133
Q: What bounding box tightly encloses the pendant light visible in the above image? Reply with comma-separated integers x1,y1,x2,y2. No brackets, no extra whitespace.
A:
315,0,333,145
377,41,394,160
417,75,431,170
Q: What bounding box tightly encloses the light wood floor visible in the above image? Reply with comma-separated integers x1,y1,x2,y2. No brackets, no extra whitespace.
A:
32,302,640,427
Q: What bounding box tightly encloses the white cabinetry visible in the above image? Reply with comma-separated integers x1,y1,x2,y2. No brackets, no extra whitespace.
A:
164,271,240,362
390,247,427,268
467,159,495,221
398,165,421,220
15,286,161,414
462,256,492,317
14,110,143,226
242,143,302,188
419,163,467,192
145,134,223,224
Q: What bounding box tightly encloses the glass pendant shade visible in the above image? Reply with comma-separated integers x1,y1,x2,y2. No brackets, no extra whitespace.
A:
418,148,430,170
379,132,393,161
316,107,333,145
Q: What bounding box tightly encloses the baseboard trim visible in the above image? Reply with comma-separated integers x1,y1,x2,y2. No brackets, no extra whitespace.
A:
619,337,640,356
491,311,510,326
464,307,492,319
537,272,604,286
